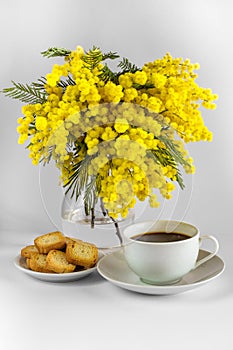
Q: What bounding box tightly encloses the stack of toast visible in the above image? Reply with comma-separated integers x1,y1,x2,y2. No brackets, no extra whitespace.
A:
21,231,99,273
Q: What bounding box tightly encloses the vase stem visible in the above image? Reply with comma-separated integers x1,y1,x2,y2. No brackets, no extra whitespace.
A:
110,216,123,246
91,208,95,228
100,198,107,217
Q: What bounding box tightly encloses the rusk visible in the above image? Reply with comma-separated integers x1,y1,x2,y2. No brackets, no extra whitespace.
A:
28,253,53,273
21,245,39,258
46,250,76,273
66,240,98,268
34,231,66,254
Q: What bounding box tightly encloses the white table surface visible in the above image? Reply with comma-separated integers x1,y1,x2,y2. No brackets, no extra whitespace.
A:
0,229,232,350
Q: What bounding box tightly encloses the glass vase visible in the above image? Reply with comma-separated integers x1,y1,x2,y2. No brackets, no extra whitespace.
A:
61,191,135,250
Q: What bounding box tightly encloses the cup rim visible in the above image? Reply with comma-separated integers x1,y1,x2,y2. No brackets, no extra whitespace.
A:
123,219,199,245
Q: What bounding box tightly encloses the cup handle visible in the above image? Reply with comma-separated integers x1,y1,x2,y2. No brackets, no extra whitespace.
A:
195,235,219,268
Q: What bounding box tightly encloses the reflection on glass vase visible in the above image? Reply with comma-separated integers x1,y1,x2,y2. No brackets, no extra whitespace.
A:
61,191,135,250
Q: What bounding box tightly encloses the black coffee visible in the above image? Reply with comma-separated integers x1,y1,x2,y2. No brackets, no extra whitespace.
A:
132,232,190,243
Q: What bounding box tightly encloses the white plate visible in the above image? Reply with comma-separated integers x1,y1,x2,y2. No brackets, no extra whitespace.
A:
97,249,225,295
14,252,104,282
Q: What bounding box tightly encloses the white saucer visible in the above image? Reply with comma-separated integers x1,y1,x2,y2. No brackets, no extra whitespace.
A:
97,249,225,295
14,252,103,283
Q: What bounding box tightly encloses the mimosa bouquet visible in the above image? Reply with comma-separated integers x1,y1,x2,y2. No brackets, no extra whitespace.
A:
2,46,217,225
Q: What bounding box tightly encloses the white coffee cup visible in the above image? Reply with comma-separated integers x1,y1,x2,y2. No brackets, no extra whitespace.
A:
123,220,219,285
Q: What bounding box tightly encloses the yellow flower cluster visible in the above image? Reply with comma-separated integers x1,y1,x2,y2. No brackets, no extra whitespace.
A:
15,46,217,218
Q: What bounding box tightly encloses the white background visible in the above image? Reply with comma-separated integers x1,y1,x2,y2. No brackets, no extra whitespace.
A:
0,1,233,349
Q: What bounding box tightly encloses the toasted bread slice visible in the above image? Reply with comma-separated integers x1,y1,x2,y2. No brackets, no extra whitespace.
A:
28,253,53,273
64,236,83,246
34,231,66,254
21,245,39,258
66,240,98,268
46,250,76,273
26,258,31,268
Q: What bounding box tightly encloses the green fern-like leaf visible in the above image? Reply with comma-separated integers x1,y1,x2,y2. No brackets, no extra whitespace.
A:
82,47,119,71
41,47,71,58
57,75,76,90
82,46,103,69
64,154,94,201
158,135,191,168
1,81,46,104
118,57,139,74
98,65,118,83
102,51,120,61
133,82,154,90
83,176,98,217
31,77,47,92
149,144,186,190
82,47,121,82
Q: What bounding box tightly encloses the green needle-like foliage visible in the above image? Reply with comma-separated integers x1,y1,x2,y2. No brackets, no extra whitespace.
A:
41,47,71,58
1,81,46,104
118,57,139,74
